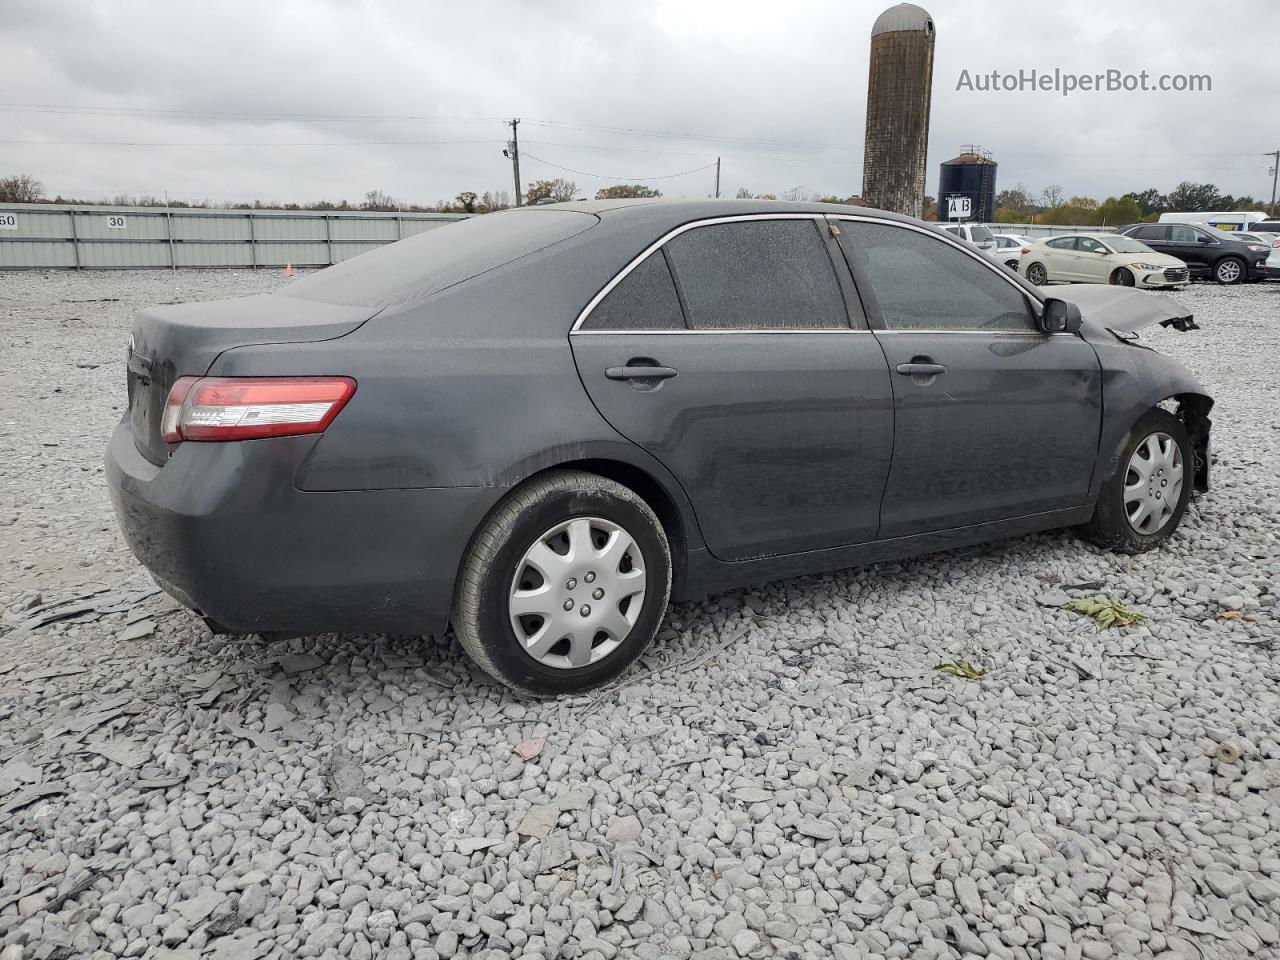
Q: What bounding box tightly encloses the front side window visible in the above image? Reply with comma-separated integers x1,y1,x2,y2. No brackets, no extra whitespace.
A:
664,219,847,330
1078,238,1107,254
1169,225,1199,243
839,221,1034,333
580,251,685,332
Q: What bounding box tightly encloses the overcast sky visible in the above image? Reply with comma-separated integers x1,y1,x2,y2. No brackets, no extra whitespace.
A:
3,0,1277,207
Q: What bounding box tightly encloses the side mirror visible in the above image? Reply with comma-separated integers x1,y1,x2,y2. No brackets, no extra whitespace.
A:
1197,236,1212,244
1041,297,1083,335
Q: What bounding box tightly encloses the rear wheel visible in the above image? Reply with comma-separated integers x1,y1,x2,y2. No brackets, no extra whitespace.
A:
452,470,671,696
1026,262,1048,285
1083,408,1192,554
1214,256,1245,285
1110,267,1135,286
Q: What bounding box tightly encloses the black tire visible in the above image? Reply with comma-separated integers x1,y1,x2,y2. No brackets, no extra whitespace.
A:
452,470,671,696
1026,262,1048,286
1083,408,1193,554
1110,267,1135,287
1214,256,1245,285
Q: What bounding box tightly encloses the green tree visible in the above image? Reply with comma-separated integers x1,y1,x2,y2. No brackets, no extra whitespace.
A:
1096,196,1141,226
595,184,662,200
1164,181,1223,212
1122,188,1165,216
995,185,1034,217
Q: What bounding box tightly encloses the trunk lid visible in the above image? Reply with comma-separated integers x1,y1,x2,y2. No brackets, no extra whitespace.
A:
126,293,374,464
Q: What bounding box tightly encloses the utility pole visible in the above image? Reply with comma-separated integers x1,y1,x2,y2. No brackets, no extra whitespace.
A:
508,118,523,207
1267,150,1280,217
714,157,720,199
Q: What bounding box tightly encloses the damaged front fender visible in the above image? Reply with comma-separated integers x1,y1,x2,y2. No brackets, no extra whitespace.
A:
1063,285,1214,501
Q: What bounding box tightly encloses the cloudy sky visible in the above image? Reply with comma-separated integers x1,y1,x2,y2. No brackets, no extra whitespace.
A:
3,0,1277,207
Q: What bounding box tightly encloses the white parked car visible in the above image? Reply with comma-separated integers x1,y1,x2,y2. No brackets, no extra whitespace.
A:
938,222,996,252
1018,233,1189,289
991,233,1034,269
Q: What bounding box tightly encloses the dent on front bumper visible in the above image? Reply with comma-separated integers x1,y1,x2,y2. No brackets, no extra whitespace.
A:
105,420,500,636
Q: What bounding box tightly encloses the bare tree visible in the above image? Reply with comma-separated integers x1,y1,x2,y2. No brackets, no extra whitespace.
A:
478,190,511,212
0,174,44,203
362,189,399,211
454,191,478,213
1039,184,1064,209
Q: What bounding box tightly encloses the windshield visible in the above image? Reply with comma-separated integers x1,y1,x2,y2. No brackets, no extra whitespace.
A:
1105,236,1153,254
970,225,995,242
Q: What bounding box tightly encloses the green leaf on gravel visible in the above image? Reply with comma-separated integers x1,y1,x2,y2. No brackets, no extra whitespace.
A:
1062,596,1142,628
933,660,985,679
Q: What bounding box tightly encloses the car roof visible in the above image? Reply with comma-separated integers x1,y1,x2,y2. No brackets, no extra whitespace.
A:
516,196,917,227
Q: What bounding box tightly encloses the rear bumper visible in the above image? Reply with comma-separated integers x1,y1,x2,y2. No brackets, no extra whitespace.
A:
105,420,500,636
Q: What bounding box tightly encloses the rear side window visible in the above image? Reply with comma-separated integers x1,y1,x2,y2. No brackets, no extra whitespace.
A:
1133,225,1168,241
664,219,847,330
580,252,685,331
1046,237,1076,249
839,221,1034,333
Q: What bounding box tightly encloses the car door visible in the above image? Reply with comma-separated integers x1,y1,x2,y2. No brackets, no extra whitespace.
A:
570,215,895,562
1076,237,1112,281
1042,237,1079,280
831,217,1102,539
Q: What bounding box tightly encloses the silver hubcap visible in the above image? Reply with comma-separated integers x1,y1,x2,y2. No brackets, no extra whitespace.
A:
1218,261,1240,282
508,516,647,669
1029,265,1046,284
1124,432,1183,535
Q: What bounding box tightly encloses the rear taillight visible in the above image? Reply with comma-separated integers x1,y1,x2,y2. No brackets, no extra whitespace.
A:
1272,238,1280,249
1021,247,1031,254
161,376,356,443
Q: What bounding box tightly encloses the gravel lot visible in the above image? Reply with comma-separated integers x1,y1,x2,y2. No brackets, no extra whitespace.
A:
1,269,1279,960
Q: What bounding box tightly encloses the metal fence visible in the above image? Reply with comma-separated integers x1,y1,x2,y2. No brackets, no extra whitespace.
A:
976,222,1119,238
0,203,470,270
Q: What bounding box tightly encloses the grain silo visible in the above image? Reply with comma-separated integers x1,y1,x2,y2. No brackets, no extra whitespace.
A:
939,146,998,223
862,3,935,219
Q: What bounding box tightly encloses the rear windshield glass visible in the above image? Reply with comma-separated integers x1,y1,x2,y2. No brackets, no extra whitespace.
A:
280,209,596,309
970,225,995,242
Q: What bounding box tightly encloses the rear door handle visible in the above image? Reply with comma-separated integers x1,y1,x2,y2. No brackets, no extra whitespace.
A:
606,364,678,381
896,362,947,376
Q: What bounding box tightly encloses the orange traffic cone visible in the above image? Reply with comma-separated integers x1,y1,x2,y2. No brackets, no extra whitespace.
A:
285,262,294,277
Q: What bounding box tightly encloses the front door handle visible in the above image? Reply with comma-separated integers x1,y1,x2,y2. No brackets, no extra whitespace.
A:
606,364,678,381
896,362,947,376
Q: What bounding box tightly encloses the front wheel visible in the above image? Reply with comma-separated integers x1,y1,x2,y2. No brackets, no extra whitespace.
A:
1082,408,1192,554
1025,262,1048,286
452,470,671,696
1109,267,1135,286
1214,257,1245,285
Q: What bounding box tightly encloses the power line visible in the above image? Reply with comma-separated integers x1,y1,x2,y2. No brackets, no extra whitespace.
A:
0,137,504,147
520,152,718,182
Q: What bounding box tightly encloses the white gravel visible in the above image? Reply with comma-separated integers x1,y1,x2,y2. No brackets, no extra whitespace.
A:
1,269,1279,960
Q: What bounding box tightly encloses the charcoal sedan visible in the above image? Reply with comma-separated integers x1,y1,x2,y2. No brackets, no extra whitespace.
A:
107,200,1213,695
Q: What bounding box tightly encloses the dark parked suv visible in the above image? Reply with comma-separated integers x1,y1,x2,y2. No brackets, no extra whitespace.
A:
1117,222,1270,284
108,200,1214,696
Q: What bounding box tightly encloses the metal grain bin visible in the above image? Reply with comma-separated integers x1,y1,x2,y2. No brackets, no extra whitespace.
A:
939,147,998,223
862,3,935,218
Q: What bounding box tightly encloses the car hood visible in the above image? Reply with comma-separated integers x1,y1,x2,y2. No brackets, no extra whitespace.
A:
1051,284,1198,336
1111,251,1185,268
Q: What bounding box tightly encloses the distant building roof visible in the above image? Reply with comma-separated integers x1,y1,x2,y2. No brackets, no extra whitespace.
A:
871,3,934,36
